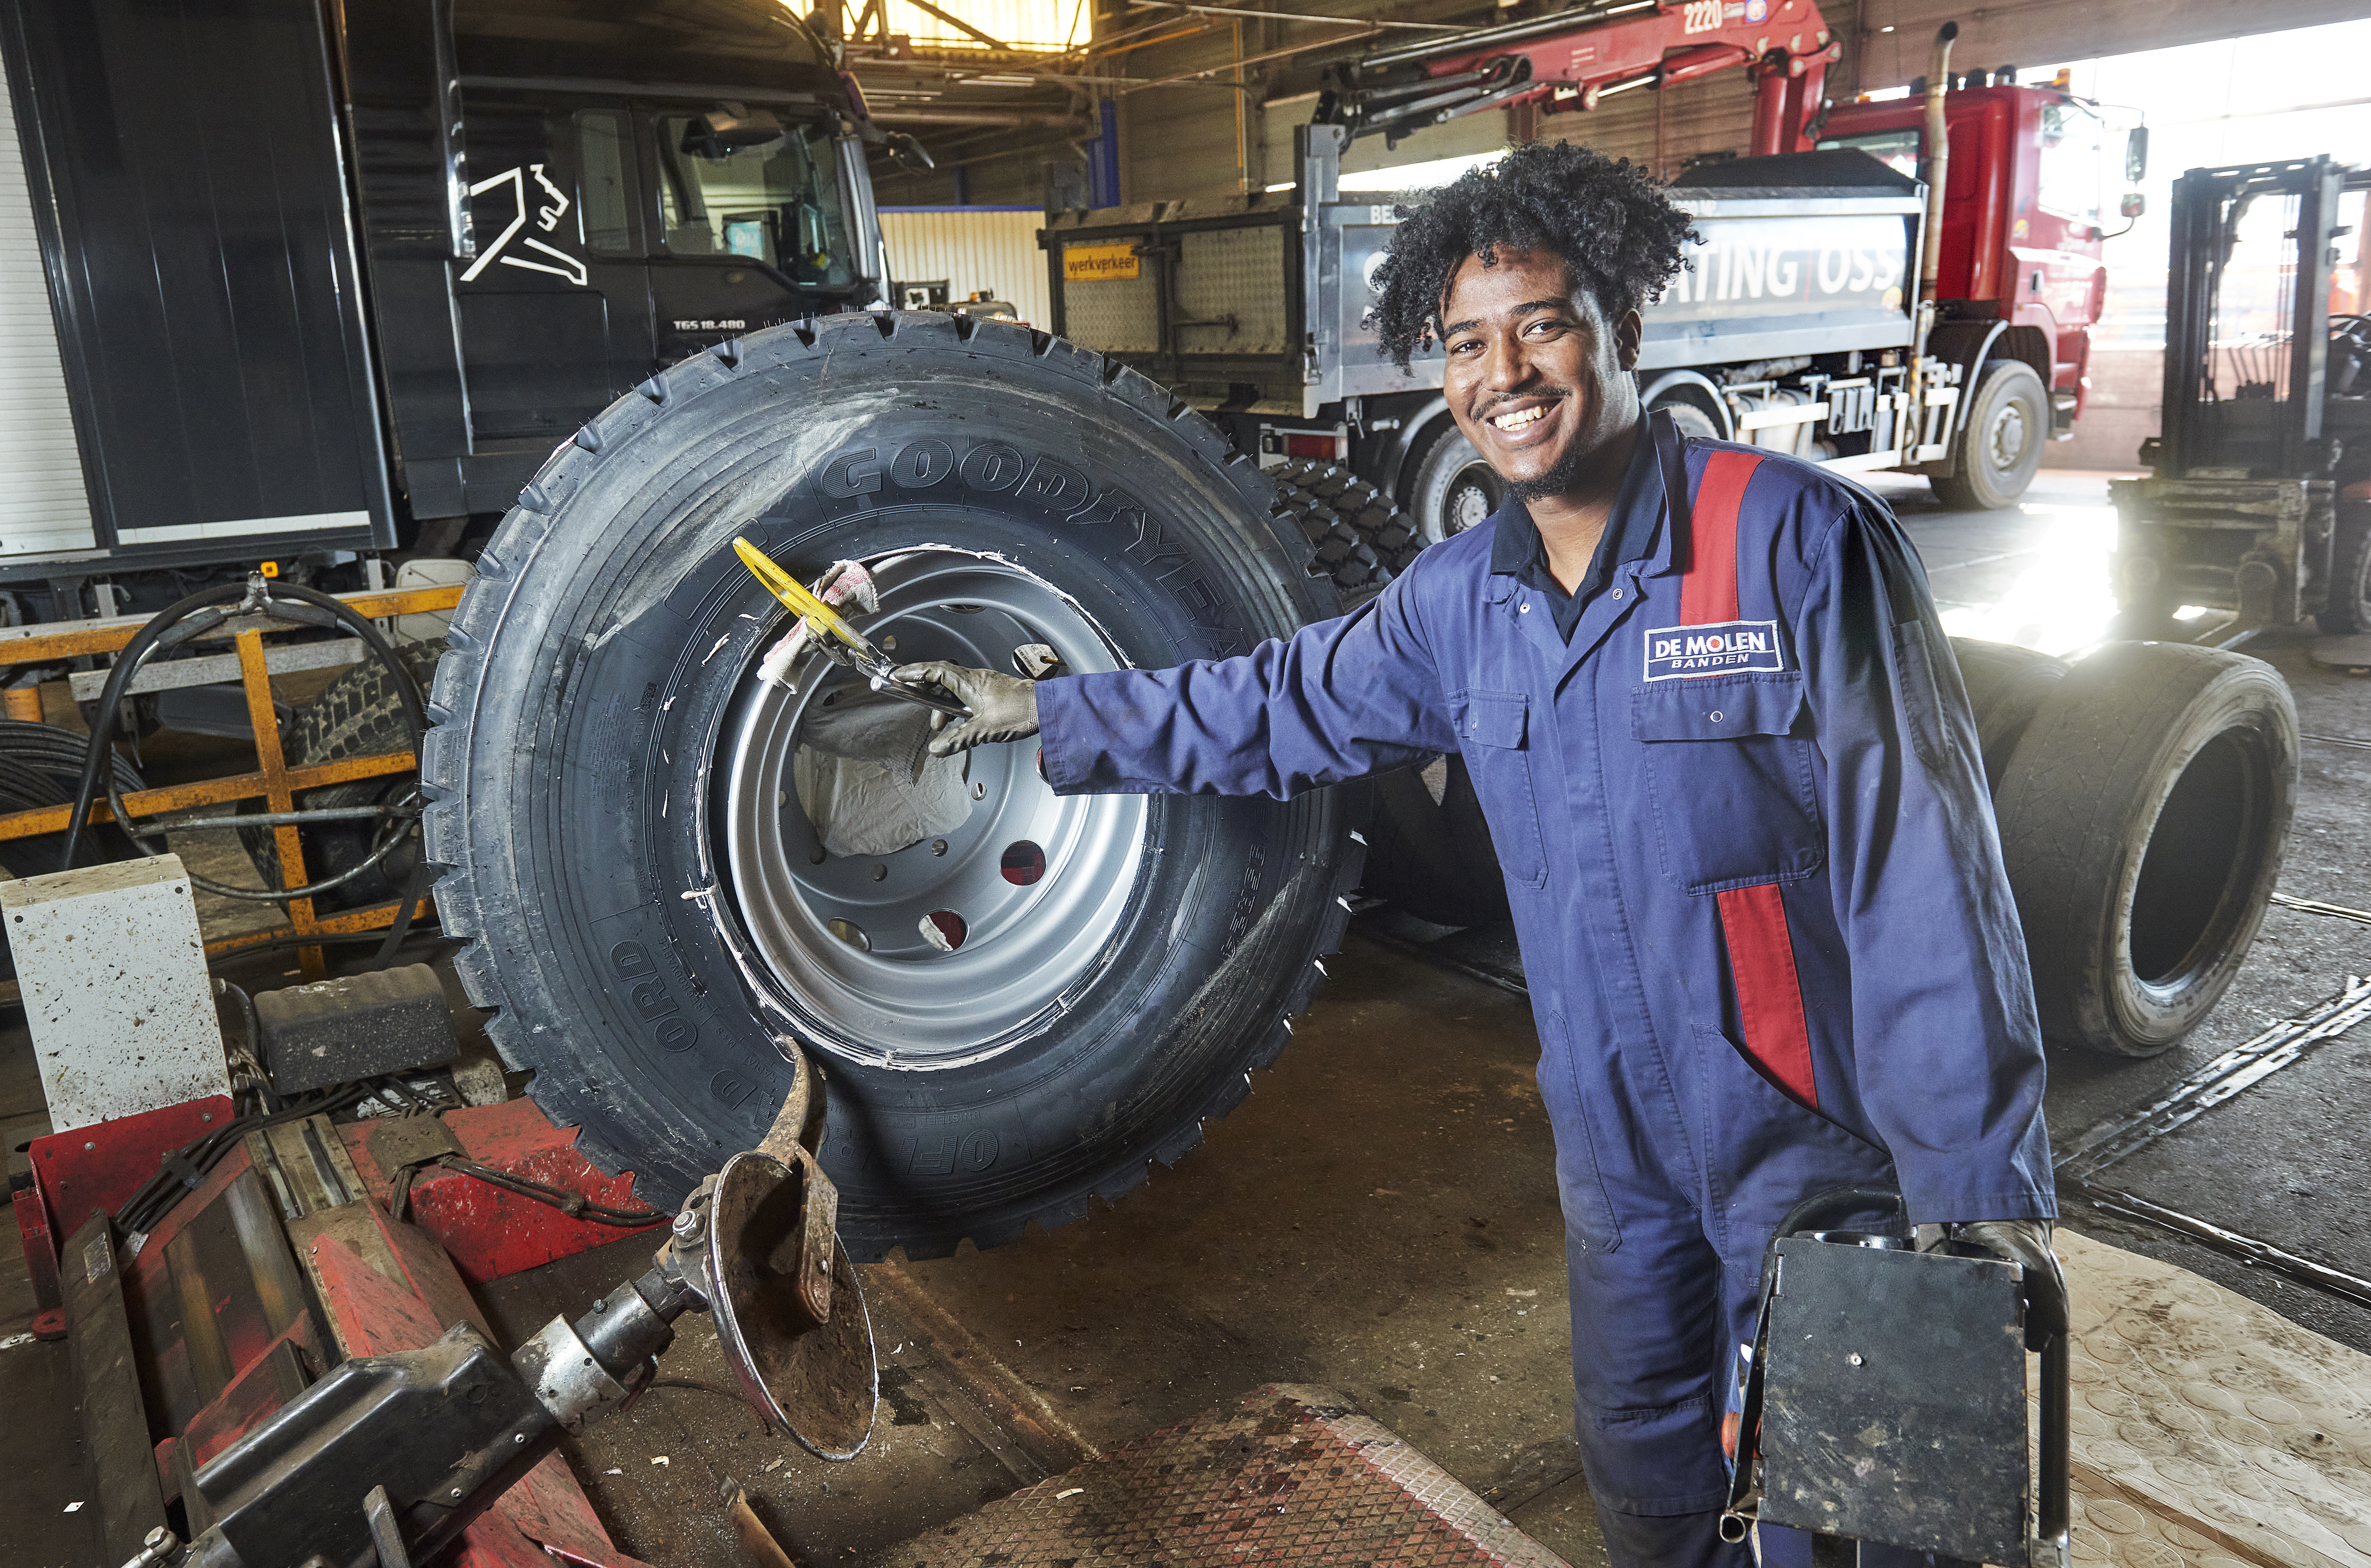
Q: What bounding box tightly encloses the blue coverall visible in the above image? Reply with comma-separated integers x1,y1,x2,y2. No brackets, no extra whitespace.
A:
1035,414,2057,1565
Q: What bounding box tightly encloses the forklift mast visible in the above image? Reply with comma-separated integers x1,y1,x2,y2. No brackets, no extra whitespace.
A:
2113,156,2371,638
2155,157,2366,480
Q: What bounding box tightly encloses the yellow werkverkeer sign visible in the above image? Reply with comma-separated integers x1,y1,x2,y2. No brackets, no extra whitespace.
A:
1063,242,1141,282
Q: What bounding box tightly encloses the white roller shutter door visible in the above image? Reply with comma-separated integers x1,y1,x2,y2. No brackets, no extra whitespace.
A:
0,49,95,557
880,208,1051,330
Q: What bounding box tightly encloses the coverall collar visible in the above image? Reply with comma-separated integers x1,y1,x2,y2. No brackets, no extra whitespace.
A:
1481,408,1688,672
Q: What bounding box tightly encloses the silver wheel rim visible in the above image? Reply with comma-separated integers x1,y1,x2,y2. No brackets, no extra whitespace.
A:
718,548,1146,1070
1444,464,1499,537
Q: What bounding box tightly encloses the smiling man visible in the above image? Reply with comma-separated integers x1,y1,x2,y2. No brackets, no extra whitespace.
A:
901,142,2058,1568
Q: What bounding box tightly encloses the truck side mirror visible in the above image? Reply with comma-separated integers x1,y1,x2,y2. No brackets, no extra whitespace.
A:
2124,127,2148,184
2120,192,2145,219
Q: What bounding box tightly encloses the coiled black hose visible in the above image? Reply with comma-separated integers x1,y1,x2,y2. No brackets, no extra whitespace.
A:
61,577,428,897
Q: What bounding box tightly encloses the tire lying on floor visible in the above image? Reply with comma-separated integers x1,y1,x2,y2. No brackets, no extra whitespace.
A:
1993,640,2297,1058
1362,756,1508,928
1947,637,2070,795
423,312,1364,1257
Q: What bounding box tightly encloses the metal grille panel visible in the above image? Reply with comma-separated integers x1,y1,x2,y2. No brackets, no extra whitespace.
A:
1177,227,1288,357
1059,239,1160,353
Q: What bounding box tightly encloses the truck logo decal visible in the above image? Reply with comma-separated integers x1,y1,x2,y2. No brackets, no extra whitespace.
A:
1644,619,1785,680
460,164,588,287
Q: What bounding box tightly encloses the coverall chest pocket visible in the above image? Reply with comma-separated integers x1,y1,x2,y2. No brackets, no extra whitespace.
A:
1452,689,1548,890
1631,677,1824,894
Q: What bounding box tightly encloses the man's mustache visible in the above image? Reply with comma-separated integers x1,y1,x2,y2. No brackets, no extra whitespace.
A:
1471,389,1569,421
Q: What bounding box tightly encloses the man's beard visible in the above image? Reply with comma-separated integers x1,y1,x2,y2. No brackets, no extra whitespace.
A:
1504,419,1592,504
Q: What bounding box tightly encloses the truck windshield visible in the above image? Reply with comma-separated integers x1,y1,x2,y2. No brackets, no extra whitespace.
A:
1816,128,1920,180
2037,102,2104,223
657,115,856,288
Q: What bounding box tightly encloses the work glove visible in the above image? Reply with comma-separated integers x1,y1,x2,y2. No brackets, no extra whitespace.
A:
1922,1218,2068,1342
893,662,1042,757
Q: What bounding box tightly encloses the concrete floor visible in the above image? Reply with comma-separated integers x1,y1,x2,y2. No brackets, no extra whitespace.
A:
3,466,2369,1567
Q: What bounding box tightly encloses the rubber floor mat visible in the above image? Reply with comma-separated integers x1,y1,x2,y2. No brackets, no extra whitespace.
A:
882,1384,1571,1568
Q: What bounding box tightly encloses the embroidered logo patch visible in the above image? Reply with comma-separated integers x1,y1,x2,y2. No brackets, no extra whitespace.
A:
1643,619,1785,681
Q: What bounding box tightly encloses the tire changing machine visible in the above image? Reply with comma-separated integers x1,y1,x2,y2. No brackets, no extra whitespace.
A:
11,859,1620,1568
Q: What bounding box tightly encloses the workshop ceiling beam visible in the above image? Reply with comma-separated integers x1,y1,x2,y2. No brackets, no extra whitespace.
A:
1847,0,2371,89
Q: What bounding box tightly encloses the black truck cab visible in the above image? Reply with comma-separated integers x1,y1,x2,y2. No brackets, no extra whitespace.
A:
0,0,887,607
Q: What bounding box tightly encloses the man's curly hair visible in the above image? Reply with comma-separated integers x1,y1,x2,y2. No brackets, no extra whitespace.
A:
1370,141,1697,372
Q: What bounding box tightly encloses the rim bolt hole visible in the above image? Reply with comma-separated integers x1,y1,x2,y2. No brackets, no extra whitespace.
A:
808,845,826,865
931,839,949,856
869,863,888,882
970,781,987,801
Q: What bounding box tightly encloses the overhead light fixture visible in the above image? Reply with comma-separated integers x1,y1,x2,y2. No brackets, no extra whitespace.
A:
965,73,1037,85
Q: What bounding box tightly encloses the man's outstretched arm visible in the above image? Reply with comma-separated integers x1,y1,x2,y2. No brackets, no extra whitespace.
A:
897,569,1459,799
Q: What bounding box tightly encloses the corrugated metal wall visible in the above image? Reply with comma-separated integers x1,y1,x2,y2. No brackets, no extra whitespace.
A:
880,208,1053,327
0,45,96,556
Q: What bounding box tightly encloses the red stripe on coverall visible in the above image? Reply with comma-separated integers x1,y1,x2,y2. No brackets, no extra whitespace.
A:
1678,451,1762,623
1715,883,1819,1108
1677,448,1819,1108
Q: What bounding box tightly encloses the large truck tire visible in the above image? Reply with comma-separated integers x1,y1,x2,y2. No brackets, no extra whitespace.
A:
1947,637,2069,793
1275,460,1422,578
1930,359,2048,511
1993,641,2297,1058
241,640,442,909
422,311,1364,1258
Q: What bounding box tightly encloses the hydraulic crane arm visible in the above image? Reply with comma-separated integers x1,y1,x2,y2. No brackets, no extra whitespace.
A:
1315,0,1840,153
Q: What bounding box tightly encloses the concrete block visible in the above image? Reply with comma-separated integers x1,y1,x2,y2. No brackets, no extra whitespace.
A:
0,854,225,1132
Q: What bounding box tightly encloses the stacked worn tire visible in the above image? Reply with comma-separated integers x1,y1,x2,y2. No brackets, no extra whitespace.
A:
1366,634,2299,1059
241,640,442,909
422,312,1366,1257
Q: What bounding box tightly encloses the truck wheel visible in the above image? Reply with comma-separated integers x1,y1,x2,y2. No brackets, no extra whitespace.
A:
242,641,442,909
2320,500,2371,633
1405,425,1504,547
1361,756,1509,927
423,313,1363,1257
1276,460,1422,578
1946,638,2069,793
1993,641,2297,1058
1931,360,2048,511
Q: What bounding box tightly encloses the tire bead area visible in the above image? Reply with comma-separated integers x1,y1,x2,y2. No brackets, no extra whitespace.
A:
423,314,1363,1258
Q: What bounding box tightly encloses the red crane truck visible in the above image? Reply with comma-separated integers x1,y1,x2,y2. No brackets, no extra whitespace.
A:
1041,7,2140,563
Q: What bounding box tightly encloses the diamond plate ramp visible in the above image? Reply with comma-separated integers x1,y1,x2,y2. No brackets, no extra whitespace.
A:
881,1385,1570,1568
